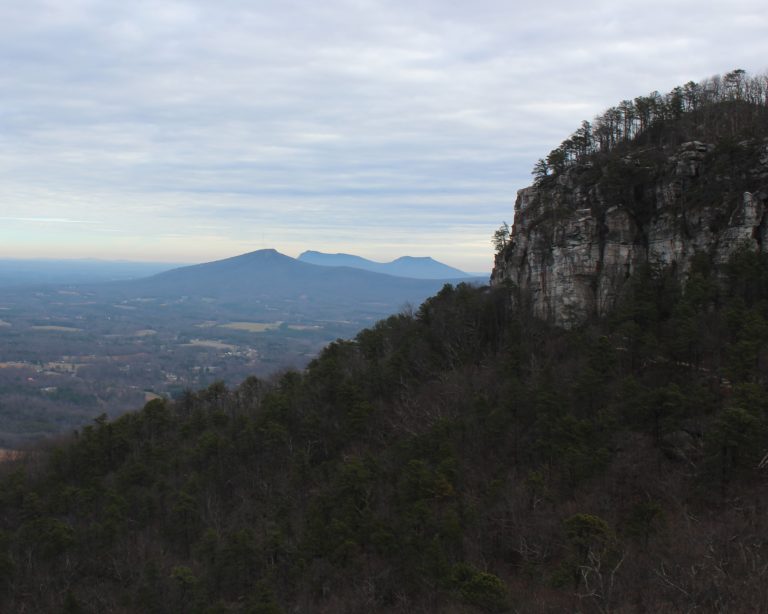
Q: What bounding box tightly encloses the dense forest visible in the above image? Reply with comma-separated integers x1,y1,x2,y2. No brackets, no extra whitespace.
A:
3,73,768,613
2,246,768,612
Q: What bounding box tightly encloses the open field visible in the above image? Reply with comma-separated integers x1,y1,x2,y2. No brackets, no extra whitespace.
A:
0,448,23,461
133,329,157,337
183,339,238,351
219,321,282,333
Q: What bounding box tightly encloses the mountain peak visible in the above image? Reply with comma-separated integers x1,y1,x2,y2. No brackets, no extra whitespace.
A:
392,256,435,263
217,248,295,266
299,250,351,258
241,248,283,258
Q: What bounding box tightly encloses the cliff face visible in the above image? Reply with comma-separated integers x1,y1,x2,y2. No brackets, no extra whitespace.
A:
491,137,768,326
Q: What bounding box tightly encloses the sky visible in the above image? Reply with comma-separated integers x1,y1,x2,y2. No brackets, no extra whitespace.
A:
1,1,766,273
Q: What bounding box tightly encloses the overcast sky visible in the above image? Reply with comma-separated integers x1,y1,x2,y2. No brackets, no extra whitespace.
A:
1,0,766,272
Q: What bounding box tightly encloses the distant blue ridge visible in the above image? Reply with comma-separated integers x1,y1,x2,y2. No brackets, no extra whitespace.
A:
297,250,473,280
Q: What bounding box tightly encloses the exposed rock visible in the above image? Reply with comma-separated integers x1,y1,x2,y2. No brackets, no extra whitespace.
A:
492,139,768,327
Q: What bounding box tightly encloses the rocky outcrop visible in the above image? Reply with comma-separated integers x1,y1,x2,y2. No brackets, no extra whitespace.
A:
491,138,768,327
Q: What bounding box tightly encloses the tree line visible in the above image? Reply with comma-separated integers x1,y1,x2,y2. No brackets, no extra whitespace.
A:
534,69,768,183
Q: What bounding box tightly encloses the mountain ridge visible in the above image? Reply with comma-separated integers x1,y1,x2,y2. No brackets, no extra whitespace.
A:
297,250,472,279
94,248,480,320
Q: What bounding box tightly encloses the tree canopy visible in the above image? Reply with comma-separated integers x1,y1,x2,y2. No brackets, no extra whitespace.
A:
533,69,768,185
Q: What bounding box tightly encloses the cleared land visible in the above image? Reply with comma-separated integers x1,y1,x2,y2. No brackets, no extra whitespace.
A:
219,322,281,333
194,321,218,328
0,448,23,461
183,339,238,351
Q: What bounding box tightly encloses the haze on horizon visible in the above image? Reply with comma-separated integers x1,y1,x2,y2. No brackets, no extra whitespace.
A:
1,0,766,273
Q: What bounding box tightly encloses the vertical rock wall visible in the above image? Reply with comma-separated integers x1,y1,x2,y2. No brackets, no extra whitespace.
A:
491,139,768,327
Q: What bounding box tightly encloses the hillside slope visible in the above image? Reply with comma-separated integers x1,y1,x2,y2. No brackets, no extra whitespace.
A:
2,246,768,612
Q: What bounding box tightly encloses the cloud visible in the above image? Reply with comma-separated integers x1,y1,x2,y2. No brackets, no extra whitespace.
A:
0,0,767,271
0,217,100,224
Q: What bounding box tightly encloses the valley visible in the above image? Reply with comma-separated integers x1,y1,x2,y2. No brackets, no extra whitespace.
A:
0,250,479,445
0,288,354,445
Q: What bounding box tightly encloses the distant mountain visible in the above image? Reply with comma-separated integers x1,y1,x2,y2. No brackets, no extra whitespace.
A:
104,249,476,319
0,258,181,287
297,250,473,279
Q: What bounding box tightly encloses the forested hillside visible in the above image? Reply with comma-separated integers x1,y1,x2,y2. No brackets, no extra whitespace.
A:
3,71,768,613
2,243,768,612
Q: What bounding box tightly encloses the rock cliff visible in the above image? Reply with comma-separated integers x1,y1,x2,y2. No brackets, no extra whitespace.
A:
491,137,768,326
